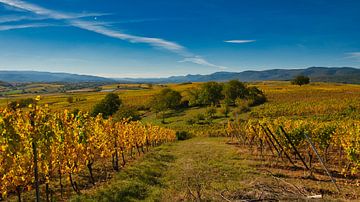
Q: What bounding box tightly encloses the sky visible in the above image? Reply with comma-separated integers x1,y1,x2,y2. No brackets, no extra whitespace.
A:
0,0,359,78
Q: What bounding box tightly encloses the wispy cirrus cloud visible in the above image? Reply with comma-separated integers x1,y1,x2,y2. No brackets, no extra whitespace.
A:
179,56,227,70
0,0,227,69
0,22,54,31
0,13,110,24
224,39,256,43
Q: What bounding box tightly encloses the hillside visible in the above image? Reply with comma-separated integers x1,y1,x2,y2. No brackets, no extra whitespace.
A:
118,67,360,84
0,71,115,83
1,67,360,84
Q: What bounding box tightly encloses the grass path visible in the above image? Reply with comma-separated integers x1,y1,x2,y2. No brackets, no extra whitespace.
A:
71,137,357,202
71,137,263,201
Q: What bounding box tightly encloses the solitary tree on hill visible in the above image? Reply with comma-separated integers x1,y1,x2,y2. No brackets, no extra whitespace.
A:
292,75,310,86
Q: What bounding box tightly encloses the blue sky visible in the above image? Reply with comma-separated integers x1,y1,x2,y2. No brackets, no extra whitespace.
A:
0,0,359,77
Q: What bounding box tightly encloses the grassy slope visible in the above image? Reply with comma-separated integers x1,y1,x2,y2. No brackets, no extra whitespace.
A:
71,137,360,201
71,137,261,201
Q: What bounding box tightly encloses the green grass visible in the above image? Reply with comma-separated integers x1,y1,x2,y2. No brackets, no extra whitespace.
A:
71,137,262,201
70,137,360,201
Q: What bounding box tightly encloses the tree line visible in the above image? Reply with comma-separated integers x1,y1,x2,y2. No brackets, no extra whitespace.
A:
149,80,267,122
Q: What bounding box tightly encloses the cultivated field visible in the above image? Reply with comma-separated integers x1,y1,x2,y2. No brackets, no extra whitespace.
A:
1,81,360,201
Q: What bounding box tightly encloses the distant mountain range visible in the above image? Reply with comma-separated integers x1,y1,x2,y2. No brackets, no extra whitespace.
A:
1,67,360,84
0,71,114,83
118,67,360,84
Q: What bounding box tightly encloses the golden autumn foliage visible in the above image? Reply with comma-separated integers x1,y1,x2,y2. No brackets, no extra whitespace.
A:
0,99,176,198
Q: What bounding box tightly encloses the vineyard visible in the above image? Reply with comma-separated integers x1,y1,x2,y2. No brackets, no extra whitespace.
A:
226,117,360,196
250,82,360,119
1,82,360,201
0,97,176,201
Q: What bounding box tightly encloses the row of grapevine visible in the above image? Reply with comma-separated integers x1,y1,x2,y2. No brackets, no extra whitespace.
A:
0,100,176,201
227,118,360,176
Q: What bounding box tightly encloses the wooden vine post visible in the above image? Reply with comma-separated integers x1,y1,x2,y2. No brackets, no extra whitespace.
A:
279,126,310,171
303,132,341,193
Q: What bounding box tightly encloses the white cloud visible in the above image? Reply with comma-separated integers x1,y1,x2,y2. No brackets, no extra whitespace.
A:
0,23,53,31
224,39,255,43
179,56,227,70
0,0,229,69
0,0,187,54
0,13,110,24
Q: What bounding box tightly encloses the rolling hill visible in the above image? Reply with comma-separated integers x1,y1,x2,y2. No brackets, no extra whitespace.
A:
117,67,360,84
1,67,360,84
0,71,115,83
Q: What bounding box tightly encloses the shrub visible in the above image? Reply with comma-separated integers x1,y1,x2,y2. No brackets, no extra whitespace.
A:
220,104,230,117
176,131,192,140
206,105,217,119
67,96,74,103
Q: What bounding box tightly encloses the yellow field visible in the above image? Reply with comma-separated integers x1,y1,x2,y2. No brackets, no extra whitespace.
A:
0,82,201,112
251,81,360,118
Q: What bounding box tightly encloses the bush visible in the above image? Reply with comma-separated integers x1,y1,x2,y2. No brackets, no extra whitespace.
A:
67,96,74,103
220,104,230,117
176,131,192,140
206,105,217,119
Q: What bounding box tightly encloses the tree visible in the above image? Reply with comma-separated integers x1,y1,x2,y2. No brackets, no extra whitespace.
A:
198,82,223,106
292,75,310,86
223,80,248,105
184,88,201,107
113,106,141,122
150,88,182,123
246,86,266,106
146,83,153,89
91,93,122,118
